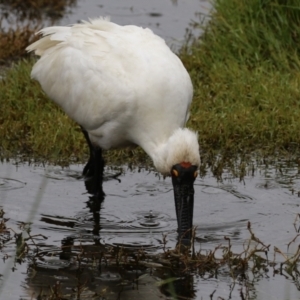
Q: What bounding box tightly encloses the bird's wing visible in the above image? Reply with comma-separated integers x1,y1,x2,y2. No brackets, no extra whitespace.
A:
27,18,193,147
27,19,138,131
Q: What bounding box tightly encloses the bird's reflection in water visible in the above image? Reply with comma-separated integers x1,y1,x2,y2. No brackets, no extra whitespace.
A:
59,236,74,260
25,169,197,299
86,196,102,243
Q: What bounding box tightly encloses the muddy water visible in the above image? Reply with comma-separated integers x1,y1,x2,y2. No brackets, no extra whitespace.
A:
0,160,300,299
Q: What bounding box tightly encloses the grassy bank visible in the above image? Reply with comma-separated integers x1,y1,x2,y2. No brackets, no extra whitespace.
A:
1,0,300,166
181,0,300,154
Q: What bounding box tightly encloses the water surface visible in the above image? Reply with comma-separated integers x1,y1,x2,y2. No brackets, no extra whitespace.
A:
0,160,300,299
62,0,212,47
1,1,300,299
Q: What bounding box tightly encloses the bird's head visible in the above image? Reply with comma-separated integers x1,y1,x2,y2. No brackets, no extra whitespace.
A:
152,128,200,244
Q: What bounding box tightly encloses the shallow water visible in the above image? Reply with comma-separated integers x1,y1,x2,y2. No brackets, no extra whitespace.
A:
1,0,300,299
0,0,212,50
0,160,300,299
60,0,212,48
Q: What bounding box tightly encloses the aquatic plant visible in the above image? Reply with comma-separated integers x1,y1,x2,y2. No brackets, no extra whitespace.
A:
1,208,300,299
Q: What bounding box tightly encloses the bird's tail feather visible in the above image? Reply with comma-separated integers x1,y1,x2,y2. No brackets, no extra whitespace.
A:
26,27,71,56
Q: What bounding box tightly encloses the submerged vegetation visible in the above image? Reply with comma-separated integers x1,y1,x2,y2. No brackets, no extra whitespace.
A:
1,0,300,166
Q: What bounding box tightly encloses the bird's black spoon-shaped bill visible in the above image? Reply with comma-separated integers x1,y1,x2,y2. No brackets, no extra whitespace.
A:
171,163,198,244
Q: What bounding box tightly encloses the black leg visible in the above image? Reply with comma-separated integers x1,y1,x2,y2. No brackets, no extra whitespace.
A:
82,128,95,178
81,127,105,198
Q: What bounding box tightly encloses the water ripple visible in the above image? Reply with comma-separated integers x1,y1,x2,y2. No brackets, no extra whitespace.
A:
0,177,26,191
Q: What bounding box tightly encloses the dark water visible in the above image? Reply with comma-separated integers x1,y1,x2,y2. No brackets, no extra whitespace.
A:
1,0,300,299
0,159,300,299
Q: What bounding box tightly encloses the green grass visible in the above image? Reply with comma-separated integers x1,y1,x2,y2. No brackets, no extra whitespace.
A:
181,0,300,155
0,59,85,163
2,0,300,166
190,0,300,70
185,62,300,153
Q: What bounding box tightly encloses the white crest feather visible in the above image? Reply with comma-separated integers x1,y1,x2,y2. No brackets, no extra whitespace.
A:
152,128,200,175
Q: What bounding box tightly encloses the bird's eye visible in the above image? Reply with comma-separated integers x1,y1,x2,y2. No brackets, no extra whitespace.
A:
194,171,198,178
172,169,179,177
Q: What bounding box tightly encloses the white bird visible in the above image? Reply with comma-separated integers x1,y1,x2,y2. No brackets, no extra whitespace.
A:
26,17,200,242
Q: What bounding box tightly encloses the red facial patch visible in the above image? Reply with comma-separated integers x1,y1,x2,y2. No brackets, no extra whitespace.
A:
180,162,192,168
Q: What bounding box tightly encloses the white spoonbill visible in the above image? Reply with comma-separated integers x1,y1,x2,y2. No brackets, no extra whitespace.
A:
26,17,200,242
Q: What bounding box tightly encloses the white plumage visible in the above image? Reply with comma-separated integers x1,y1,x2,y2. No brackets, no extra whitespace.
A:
26,17,200,175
